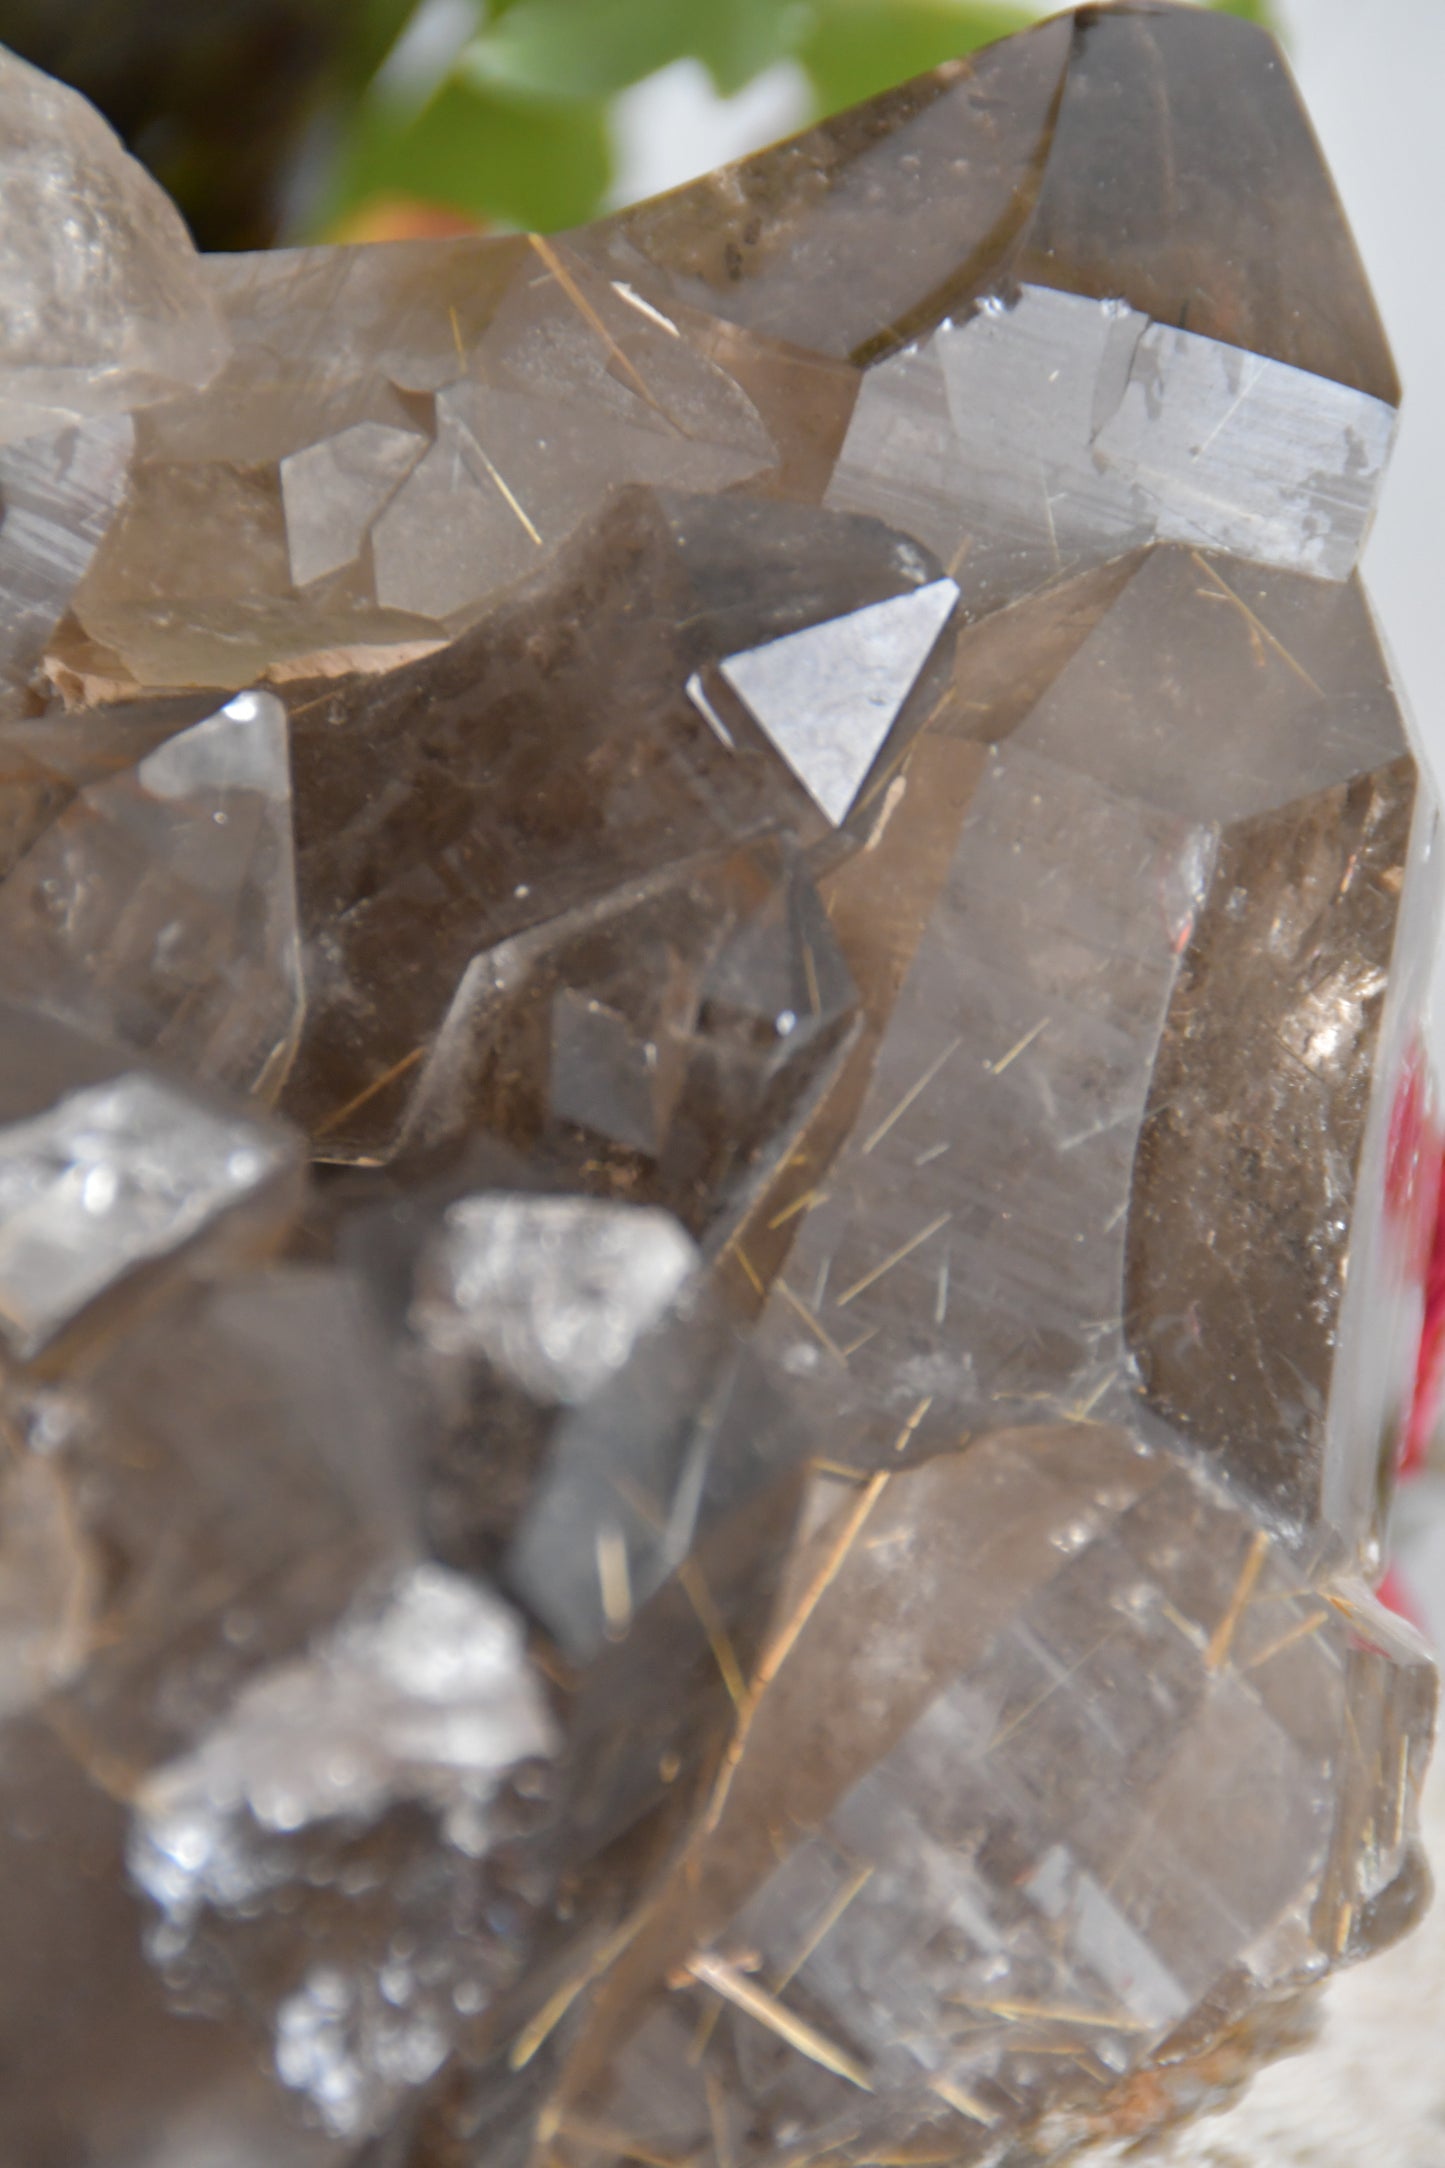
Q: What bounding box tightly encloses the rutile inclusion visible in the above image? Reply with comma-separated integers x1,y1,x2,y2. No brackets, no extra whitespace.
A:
0,9,1439,2168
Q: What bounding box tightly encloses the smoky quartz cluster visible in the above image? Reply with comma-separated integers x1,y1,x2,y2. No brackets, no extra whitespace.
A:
0,7,1439,2166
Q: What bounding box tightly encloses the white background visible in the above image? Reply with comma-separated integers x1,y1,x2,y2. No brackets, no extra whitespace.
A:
1281,0,1445,792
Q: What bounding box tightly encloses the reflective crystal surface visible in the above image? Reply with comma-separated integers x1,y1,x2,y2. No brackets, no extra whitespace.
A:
0,8,1438,2167
717,577,959,822
828,286,1395,611
0,1069,292,1360
0,998,302,1364
0,414,136,712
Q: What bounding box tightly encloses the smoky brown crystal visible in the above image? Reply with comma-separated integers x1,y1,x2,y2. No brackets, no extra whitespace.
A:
0,9,1438,2167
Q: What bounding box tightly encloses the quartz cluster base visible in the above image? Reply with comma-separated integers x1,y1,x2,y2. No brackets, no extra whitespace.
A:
0,9,1439,2168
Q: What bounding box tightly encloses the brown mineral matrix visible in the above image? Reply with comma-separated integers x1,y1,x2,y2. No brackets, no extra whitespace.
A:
0,8,1437,2168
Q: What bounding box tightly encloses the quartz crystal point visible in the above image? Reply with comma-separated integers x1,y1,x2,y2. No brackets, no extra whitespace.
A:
751,548,1434,1558
0,689,306,1098
0,47,226,431
587,4,1396,397
0,44,227,714
275,493,912,1165
410,1187,806,1660
0,8,1440,2167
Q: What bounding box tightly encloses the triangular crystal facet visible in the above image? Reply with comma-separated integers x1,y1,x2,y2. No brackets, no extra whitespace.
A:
716,576,959,823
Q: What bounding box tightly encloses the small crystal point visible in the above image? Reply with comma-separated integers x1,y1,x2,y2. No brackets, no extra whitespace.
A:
280,420,427,588
0,688,305,1099
0,999,302,1365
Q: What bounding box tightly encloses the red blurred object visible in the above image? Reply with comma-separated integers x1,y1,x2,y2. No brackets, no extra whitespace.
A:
1376,1561,1423,1629
1404,1147,1445,1476
1385,1039,1438,1273
1379,1040,1445,1477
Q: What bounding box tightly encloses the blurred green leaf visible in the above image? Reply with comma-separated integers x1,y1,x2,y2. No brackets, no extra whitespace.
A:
799,0,1034,115
322,0,1281,240
1205,0,1276,20
337,0,432,93
461,0,691,101
333,74,612,230
460,0,795,105
696,0,807,94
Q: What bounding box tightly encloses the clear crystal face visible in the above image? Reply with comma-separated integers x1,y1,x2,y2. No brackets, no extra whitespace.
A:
0,9,1439,2167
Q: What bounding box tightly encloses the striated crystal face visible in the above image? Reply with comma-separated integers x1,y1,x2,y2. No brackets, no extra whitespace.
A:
563,1430,1434,2167
0,9,1439,2168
